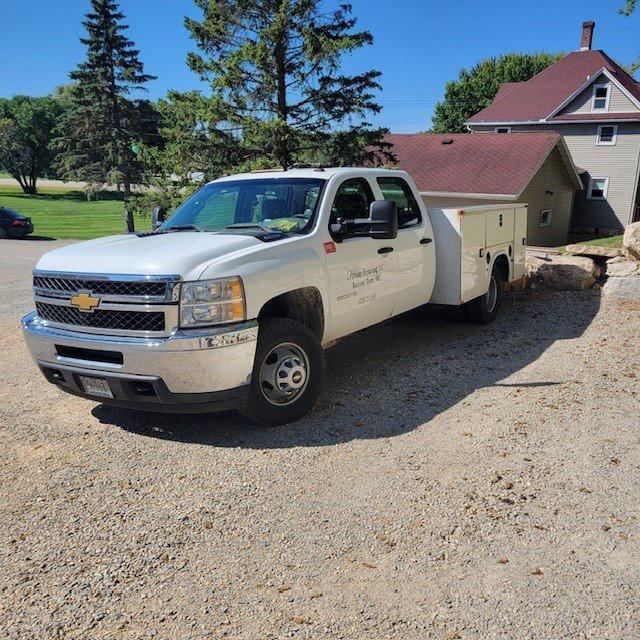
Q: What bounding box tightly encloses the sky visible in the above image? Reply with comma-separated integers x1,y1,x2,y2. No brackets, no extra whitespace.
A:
1,0,638,132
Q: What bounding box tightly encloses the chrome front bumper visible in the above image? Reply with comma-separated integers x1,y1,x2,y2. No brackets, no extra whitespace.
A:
21,311,258,397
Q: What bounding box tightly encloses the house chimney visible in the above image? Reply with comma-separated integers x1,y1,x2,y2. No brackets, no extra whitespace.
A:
580,21,595,51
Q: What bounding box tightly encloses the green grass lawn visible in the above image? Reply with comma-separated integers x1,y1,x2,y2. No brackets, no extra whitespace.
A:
0,185,151,240
558,234,624,253
570,234,624,248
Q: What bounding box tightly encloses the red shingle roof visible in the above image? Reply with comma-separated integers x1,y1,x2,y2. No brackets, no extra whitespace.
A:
468,50,640,124
385,132,573,196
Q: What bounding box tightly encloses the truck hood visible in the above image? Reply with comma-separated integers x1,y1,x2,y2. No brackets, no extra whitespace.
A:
35,232,262,279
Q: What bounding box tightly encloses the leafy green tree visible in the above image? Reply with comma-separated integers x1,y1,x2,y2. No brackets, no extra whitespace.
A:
0,96,63,193
621,1,637,15
620,1,640,71
54,0,156,215
183,0,389,169
431,53,563,133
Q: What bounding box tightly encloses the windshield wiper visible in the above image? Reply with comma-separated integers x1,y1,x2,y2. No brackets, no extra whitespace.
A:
159,224,203,233
224,223,267,230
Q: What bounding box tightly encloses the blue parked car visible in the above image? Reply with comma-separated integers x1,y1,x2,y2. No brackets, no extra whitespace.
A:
0,206,34,239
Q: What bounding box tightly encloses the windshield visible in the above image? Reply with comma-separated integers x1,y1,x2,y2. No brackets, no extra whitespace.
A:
159,178,326,235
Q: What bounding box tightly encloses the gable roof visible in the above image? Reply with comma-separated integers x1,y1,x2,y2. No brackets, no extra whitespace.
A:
384,132,583,197
467,50,640,124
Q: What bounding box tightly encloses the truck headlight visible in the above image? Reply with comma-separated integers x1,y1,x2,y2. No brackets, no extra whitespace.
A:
179,276,246,328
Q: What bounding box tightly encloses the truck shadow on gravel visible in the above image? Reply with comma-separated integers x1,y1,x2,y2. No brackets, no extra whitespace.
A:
92,291,601,448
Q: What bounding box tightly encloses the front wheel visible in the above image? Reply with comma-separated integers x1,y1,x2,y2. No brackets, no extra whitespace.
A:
465,266,505,324
238,318,324,425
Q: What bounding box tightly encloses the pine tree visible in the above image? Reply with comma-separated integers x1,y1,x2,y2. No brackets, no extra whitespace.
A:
55,0,156,224
184,0,390,169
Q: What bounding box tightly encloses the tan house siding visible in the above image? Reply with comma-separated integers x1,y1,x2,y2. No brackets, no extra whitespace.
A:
518,147,575,246
421,147,576,247
557,73,639,115
471,122,640,229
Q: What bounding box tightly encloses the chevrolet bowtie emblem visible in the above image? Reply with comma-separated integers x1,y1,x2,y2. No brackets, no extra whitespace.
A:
70,291,101,313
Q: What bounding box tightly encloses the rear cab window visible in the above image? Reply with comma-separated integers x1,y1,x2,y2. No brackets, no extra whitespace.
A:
376,176,422,228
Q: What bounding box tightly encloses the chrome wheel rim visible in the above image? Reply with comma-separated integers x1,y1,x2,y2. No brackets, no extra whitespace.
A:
486,276,498,313
258,342,310,406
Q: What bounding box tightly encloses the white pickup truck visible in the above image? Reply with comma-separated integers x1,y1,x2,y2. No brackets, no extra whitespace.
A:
22,168,526,424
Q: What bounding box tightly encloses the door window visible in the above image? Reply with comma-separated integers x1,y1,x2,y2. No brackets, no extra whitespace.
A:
377,177,422,228
329,178,375,227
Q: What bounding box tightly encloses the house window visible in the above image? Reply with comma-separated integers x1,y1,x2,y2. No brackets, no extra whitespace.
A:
587,177,609,200
596,124,618,145
591,84,610,111
494,126,511,133
540,209,552,227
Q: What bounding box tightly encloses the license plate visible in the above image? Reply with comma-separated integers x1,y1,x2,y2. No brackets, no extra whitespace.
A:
78,375,114,399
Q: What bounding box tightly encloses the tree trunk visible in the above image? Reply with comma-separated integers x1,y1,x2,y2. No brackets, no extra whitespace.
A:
16,173,36,194
123,172,134,233
274,33,290,170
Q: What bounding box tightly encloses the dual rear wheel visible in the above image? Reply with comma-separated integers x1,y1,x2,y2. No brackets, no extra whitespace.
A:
465,265,506,324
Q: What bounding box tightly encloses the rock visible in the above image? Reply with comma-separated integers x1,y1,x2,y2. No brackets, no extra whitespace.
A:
606,260,639,278
623,222,640,260
525,255,545,276
602,275,640,300
530,255,600,291
566,244,622,259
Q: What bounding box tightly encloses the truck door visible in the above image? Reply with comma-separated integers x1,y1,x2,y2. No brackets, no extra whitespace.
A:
325,178,398,338
375,176,436,315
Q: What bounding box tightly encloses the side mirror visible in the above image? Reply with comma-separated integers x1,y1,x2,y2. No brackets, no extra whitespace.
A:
369,200,398,240
152,206,167,231
329,199,399,241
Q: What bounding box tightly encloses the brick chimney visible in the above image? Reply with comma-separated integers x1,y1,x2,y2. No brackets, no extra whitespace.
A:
580,21,595,51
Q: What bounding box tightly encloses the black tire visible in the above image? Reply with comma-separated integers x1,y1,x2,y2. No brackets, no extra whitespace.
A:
465,265,505,324
0,228,6,239
238,318,324,425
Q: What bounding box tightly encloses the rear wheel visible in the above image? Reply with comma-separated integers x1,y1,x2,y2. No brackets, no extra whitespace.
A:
238,318,324,425
0,228,6,239
465,265,505,324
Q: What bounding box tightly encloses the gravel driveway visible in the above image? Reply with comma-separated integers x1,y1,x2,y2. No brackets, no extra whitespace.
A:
0,240,638,639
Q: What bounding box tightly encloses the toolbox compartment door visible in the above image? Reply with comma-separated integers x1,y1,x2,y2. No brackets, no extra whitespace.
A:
485,207,515,247
513,206,528,280
460,212,488,303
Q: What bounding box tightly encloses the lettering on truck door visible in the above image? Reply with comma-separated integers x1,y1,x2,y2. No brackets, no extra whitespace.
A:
325,178,398,338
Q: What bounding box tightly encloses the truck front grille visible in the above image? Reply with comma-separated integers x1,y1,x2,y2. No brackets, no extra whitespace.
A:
33,276,169,299
36,302,166,332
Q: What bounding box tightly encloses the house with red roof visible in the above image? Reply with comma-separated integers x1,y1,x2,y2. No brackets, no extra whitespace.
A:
385,132,582,246
467,21,640,234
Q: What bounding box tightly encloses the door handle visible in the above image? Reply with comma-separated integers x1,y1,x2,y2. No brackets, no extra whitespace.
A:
378,246,394,254
420,238,433,245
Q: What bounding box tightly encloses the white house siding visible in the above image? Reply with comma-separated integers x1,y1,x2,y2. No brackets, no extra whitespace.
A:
471,123,640,230
557,73,639,115
421,148,576,247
